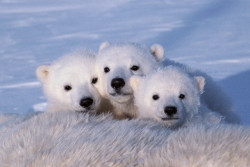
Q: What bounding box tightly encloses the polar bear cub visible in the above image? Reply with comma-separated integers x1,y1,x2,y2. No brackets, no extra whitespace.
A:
130,66,223,128
36,50,106,113
96,42,239,123
95,42,161,119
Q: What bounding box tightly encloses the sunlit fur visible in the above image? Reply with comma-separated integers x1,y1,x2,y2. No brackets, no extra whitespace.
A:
0,112,248,167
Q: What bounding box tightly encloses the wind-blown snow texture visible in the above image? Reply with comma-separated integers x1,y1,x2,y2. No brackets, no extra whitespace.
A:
0,0,249,125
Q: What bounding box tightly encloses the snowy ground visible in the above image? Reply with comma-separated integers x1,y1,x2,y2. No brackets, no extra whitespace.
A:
0,0,249,125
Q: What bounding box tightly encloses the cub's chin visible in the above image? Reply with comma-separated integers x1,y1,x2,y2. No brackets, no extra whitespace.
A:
109,92,132,104
159,117,183,128
74,106,97,114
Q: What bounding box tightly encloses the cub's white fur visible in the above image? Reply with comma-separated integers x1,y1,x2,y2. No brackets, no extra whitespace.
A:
36,50,111,113
131,66,223,128
95,42,160,118
96,42,239,123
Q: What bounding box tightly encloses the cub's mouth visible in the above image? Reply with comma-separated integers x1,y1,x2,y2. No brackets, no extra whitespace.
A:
161,117,179,121
109,92,132,96
108,91,132,103
109,89,132,97
76,107,95,113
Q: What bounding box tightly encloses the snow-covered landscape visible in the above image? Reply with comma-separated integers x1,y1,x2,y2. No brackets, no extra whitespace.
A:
0,0,249,125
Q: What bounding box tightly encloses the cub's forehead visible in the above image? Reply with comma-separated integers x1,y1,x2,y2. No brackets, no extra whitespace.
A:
143,67,195,91
148,68,190,82
53,53,96,67
55,64,93,75
49,55,97,79
97,44,153,63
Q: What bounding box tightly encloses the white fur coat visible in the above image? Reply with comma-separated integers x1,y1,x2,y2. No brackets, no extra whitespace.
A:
0,112,249,167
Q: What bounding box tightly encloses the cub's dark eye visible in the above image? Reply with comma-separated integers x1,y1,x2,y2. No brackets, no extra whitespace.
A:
152,94,159,100
104,67,110,73
179,94,185,99
91,77,98,84
64,85,72,91
130,65,139,71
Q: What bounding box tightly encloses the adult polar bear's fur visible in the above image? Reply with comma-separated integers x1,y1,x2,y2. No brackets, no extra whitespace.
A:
144,124,250,167
0,112,249,167
130,66,223,128
0,112,90,167
36,50,111,114
96,42,240,123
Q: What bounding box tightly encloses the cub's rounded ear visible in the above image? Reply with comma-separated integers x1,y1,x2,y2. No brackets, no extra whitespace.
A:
150,44,164,61
36,65,50,83
194,76,205,93
99,41,110,51
130,76,143,91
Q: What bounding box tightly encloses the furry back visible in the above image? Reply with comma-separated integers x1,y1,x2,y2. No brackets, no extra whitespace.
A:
0,112,249,167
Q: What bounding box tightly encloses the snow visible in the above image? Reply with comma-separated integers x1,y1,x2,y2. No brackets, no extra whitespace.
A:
0,0,249,125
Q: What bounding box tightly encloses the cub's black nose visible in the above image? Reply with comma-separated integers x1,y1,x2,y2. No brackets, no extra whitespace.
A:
164,106,177,117
111,78,125,90
80,97,93,108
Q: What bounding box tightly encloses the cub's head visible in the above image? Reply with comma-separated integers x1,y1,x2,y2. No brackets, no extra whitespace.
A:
95,42,164,104
130,66,205,128
36,51,100,113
